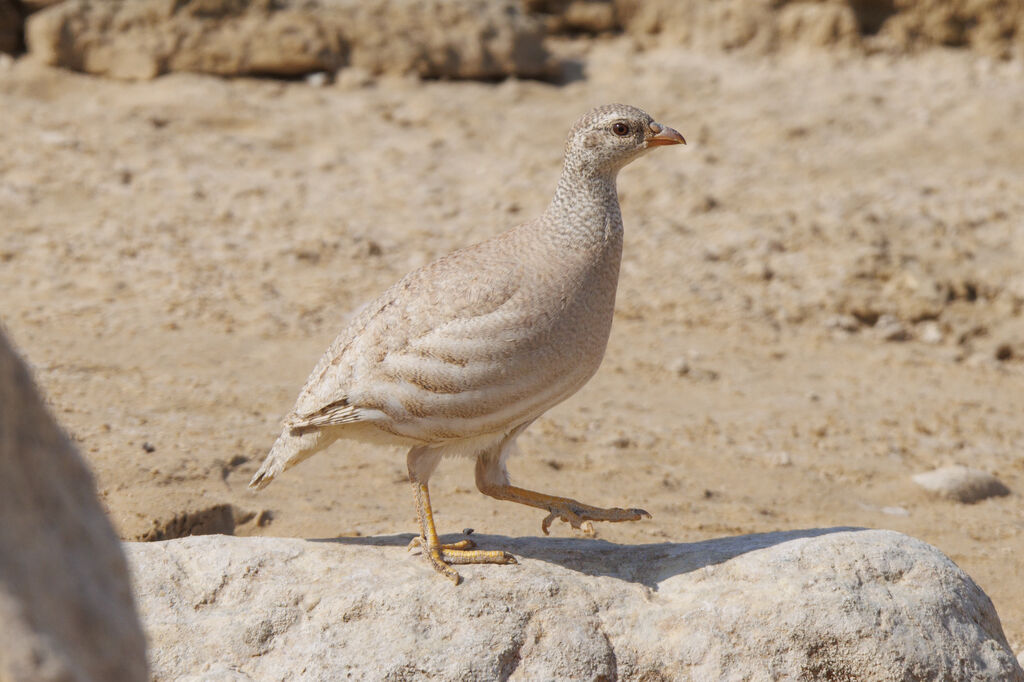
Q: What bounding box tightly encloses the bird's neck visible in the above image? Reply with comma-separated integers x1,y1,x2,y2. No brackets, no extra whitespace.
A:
543,168,623,250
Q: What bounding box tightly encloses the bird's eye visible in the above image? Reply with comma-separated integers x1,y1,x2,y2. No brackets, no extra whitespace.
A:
612,122,630,136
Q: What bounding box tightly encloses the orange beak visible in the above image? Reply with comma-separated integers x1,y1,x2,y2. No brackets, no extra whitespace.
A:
647,124,686,147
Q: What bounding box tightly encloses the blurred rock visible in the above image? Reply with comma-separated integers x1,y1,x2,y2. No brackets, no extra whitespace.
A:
881,0,1024,59
689,193,720,214
560,0,617,33
763,450,793,467
826,313,861,332
667,356,689,376
525,0,619,34
338,0,553,80
613,0,1024,56
304,71,329,87
919,320,944,344
875,313,912,341
882,505,910,516
913,465,1011,503
615,0,781,53
334,65,373,90
0,0,22,54
613,0,863,53
25,0,554,81
965,350,995,368
0,330,147,681
777,2,861,50
126,529,1023,680
742,258,773,281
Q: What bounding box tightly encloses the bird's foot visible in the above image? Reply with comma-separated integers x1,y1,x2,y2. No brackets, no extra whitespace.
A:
476,483,652,537
407,535,518,584
541,503,651,536
406,536,477,552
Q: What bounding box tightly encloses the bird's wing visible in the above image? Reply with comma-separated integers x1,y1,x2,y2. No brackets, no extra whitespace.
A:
283,398,361,431
285,232,527,431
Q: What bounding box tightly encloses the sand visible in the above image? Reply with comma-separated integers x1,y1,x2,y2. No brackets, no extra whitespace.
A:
1,40,1022,650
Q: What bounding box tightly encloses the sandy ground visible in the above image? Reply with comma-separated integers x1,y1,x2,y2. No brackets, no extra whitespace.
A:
2,41,1023,651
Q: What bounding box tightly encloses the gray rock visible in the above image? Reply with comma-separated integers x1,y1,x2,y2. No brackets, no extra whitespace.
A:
25,0,553,81
126,529,1023,681
913,465,1011,503
0,330,147,681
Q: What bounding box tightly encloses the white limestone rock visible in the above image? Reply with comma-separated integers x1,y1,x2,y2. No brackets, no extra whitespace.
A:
125,529,1023,681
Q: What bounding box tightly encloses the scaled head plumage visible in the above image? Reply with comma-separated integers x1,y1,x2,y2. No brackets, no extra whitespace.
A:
563,104,685,176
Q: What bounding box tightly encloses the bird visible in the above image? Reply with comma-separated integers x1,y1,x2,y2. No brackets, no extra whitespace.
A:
250,104,686,583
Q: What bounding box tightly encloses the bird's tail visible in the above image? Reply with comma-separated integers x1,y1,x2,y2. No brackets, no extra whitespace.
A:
249,428,331,490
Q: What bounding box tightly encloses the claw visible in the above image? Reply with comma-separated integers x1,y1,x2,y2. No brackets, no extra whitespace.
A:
540,505,651,535
425,549,463,584
541,511,555,535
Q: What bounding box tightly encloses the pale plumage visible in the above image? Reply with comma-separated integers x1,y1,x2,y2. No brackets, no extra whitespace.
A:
250,104,685,582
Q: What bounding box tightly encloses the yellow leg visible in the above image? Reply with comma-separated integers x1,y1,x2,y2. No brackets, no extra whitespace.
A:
479,484,651,536
412,482,517,584
407,537,477,552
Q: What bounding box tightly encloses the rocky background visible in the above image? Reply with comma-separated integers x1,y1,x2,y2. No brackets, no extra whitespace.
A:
1,0,1023,674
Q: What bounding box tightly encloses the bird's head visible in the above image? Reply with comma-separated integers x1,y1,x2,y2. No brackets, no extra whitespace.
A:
563,104,685,177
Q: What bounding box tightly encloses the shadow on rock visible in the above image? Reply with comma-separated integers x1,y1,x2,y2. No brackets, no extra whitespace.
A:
314,526,864,588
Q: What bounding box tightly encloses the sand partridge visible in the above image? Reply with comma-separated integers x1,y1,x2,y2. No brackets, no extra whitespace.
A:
250,104,686,582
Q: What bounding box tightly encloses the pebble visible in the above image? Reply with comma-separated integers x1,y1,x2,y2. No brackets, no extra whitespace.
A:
667,356,718,381
875,314,911,342
911,465,1010,504
763,451,793,467
607,435,632,449
667,357,689,376
964,352,992,368
742,259,773,281
335,66,374,90
881,506,910,517
825,314,859,333
919,321,943,344
305,72,330,87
